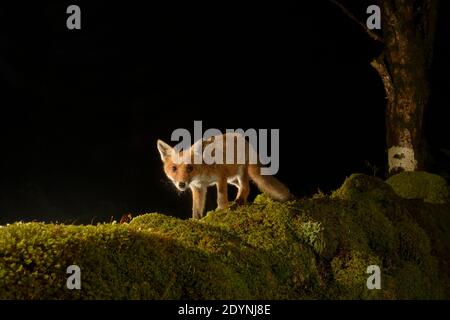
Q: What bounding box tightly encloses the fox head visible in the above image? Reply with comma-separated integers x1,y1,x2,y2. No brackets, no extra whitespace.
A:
157,139,196,191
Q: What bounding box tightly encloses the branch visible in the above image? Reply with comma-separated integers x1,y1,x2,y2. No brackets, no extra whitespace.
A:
329,0,384,43
370,53,394,105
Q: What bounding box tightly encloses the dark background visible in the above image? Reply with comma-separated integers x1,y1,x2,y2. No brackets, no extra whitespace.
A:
0,1,448,223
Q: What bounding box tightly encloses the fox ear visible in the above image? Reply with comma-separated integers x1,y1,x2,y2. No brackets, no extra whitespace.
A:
157,139,173,161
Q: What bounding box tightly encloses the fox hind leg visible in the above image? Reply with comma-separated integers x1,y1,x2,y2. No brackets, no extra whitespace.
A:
235,169,250,205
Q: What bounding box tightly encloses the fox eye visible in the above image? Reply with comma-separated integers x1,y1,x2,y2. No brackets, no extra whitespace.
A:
171,165,177,172
186,164,193,173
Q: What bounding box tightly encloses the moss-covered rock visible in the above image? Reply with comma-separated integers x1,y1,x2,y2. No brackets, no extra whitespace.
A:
1,173,449,299
386,171,450,204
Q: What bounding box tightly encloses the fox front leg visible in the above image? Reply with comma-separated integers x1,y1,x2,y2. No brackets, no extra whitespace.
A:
191,186,206,219
216,177,229,210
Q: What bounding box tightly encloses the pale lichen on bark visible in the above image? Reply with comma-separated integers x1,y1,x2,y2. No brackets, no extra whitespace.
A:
388,146,418,172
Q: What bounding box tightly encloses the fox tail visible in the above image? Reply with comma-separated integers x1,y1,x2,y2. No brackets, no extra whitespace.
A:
248,164,293,201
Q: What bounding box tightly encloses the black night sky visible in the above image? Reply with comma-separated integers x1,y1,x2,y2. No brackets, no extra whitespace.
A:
0,1,449,223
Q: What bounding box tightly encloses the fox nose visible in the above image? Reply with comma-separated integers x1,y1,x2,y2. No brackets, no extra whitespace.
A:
178,182,186,189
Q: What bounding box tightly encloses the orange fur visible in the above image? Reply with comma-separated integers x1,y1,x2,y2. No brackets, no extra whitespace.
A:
157,133,292,219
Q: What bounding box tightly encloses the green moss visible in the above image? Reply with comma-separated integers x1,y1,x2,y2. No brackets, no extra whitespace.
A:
330,250,382,299
130,213,282,299
0,221,251,299
391,261,445,299
387,171,450,204
332,173,397,201
202,195,324,298
1,173,450,299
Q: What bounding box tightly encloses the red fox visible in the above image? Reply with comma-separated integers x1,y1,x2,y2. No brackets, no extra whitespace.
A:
157,133,293,219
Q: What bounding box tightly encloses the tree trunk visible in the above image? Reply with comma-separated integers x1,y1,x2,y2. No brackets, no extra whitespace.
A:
371,0,438,174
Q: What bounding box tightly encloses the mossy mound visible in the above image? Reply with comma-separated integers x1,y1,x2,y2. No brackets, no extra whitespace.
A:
1,173,449,299
386,171,449,204
0,221,260,299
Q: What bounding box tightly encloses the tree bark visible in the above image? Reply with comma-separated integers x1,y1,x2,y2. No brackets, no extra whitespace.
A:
373,0,438,174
